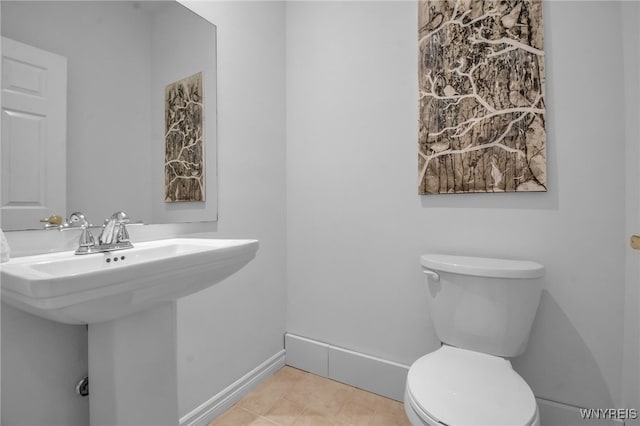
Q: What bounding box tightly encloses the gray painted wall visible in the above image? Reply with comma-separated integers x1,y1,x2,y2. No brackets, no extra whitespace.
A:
1,1,638,424
286,0,634,412
1,1,286,424
622,1,640,415
175,0,287,416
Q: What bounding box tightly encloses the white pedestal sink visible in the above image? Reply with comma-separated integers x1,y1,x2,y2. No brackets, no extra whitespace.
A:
1,238,259,425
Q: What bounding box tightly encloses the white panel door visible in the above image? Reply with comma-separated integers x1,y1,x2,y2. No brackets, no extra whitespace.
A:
1,37,66,230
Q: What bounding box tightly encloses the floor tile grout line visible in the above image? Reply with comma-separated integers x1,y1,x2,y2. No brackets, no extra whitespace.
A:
210,366,410,426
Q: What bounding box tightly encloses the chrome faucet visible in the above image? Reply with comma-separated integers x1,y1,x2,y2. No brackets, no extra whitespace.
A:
75,211,133,255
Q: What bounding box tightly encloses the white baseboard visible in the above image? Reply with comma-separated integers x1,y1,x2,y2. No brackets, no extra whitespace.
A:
179,350,286,426
284,333,409,401
284,333,329,377
179,337,628,426
284,333,628,426
328,345,410,402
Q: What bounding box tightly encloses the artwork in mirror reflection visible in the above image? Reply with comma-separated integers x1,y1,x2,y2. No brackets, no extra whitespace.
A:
0,1,217,231
165,72,205,203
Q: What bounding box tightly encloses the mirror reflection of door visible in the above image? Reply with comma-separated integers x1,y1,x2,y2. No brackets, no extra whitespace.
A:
1,37,67,231
1,2,218,227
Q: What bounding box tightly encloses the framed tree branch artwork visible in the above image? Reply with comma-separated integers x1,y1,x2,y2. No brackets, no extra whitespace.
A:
418,0,546,194
165,72,205,202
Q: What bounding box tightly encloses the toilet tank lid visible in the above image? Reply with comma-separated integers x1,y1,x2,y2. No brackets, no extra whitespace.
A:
421,254,544,279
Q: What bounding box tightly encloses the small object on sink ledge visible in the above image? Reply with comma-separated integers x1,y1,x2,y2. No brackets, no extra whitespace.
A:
40,214,64,229
42,212,93,231
0,228,10,263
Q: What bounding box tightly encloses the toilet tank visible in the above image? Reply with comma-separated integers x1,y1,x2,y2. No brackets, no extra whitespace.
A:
421,254,544,358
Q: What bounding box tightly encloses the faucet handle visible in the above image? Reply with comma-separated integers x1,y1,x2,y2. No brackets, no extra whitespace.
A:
78,226,95,248
117,223,130,243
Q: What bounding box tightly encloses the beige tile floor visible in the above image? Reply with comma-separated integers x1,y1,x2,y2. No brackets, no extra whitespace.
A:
209,366,412,426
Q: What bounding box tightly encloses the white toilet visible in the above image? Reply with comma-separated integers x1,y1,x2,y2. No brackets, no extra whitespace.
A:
405,254,545,426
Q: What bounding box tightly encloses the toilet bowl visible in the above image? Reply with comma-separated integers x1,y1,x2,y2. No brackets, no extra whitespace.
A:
405,254,544,426
405,345,539,426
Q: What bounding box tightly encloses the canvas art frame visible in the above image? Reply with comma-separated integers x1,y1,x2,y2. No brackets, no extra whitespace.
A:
418,0,546,195
165,72,205,202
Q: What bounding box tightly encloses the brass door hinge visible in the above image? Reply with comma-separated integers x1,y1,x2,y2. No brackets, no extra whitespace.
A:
631,235,640,250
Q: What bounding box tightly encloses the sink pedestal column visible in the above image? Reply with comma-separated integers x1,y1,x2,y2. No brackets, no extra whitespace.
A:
88,302,179,426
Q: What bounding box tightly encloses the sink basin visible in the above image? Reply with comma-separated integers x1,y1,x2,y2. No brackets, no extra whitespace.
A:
1,238,259,324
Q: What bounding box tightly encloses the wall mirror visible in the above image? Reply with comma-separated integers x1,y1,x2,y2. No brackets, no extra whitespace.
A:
1,0,218,231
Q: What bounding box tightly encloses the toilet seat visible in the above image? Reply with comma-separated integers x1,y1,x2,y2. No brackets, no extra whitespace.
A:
406,345,538,426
